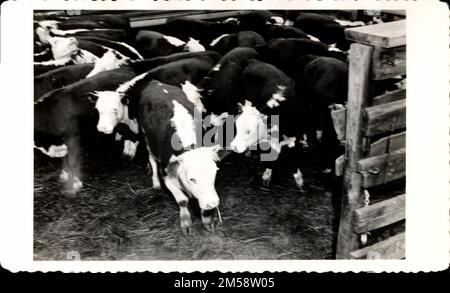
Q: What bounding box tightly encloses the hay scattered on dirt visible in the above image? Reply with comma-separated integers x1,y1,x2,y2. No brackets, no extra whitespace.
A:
34,144,342,260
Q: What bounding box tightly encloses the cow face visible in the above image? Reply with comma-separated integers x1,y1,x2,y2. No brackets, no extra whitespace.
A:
168,146,221,210
86,49,131,78
230,101,268,153
91,91,126,134
184,38,205,52
48,36,79,60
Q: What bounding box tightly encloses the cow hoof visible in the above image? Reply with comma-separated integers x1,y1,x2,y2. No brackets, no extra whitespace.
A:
152,182,161,189
59,170,69,183
203,222,215,232
262,179,271,188
244,150,252,157
202,216,215,232
180,217,193,236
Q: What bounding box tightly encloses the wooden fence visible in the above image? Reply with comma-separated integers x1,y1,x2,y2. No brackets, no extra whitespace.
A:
335,20,406,259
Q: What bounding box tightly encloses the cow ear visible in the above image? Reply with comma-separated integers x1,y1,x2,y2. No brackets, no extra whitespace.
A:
120,93,131,105
237,102,244,113
244,100,252,107
87,92,99,104
165,155,181,177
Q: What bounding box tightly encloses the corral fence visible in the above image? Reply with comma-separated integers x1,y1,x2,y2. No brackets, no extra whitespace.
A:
334,19,406,259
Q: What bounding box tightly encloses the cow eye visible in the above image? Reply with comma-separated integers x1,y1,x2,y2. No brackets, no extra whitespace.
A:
246,130,251,135
189,178,197,184
113,108,118,113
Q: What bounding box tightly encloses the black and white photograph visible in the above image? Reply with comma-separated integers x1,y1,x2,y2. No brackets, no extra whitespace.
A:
32,8,407,261
0,0,448,273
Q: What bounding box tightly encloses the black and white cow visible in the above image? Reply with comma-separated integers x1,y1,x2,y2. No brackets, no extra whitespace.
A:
34,33,133,75
198,47,259,120
135,30,205,59
165,16,239,45
300,56,349,173
34,63,95,99
138,80,221,235
293,12,350,50
129,51,221,75
209,31,265,55
91,53,219,156
255,38,346,80
229,59,305,189
34,67,136,194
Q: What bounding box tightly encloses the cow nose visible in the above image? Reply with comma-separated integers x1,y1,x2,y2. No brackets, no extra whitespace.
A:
205,200,219,210
97,125,113,134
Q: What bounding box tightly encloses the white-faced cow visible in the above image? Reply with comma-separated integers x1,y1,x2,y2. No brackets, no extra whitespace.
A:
91,54,219,159
229,59,306,189
138,80,221,235
34,67,136,194
135,30,205,59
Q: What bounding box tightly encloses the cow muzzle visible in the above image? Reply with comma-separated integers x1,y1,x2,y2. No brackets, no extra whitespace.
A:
199,199,220,211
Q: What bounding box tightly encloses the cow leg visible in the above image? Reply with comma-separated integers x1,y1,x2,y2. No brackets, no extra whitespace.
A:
201,208,217,232
293,168,304,191
123,140,139,161
163,176,192,236
148,153,160,189
262,167,273,187
62,135,82,194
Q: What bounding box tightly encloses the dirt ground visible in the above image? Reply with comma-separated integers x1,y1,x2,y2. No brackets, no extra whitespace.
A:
34,142,344,260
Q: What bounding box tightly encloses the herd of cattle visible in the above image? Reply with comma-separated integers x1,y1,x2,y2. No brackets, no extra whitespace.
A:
33,10,401,235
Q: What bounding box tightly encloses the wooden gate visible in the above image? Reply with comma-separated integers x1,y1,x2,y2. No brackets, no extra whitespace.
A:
335,20,406,259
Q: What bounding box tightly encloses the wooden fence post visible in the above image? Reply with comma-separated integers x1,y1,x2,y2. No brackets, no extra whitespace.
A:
336,43,374,259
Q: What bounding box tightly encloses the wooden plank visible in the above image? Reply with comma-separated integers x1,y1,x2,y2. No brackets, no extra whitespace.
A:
380,10,407,17
363,99,406,137
358,148,406,188
350,232,405,259
371,88,406,106
335,154,345,177
372,46,406,80
353,194,405,233
368,131,406,157
130,10,252,28
345,20,406,48
336,43,374,259
330,106,346,142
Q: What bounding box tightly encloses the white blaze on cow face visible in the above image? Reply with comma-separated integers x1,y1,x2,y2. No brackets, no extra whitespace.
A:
163,35,186,47
230,101,268,153
34,144,68,158
181,80,205,113
171,100,197,148
94,91,125,134
86,49,131,78
209,34,229,47
184,38,205,52
170,146,221,210
48,36,79,60
284,19,294,26
266,85,287,108
211,63,221,71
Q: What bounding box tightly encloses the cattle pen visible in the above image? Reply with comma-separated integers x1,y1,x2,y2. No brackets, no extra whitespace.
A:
33,9,406,261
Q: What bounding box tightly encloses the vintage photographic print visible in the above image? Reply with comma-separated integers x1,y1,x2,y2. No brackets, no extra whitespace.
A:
0,0,448,273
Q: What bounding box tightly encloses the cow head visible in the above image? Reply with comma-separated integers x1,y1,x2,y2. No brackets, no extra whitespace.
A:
89,91,128,134
48,36,79,60
184,38,205,52
167,146,221,210
86,49,131,78
230,100,268,153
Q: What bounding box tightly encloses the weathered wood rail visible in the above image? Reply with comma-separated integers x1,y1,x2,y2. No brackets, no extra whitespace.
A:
335,20,406,259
